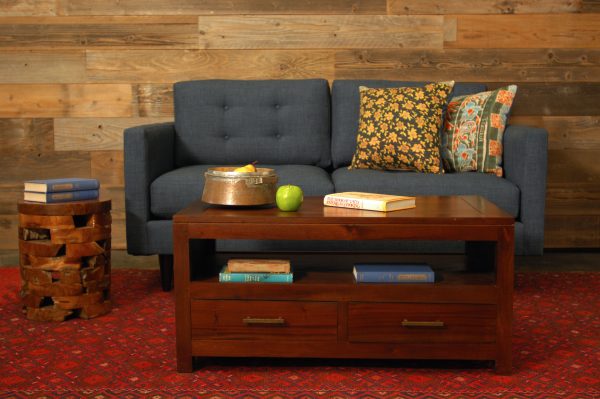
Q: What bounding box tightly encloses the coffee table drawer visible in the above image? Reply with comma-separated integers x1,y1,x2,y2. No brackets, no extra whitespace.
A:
348,303,496,344
191,300,338,341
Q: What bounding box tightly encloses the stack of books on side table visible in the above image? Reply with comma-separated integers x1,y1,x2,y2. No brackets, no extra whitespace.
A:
219,259,293,283
23,178,100,203
353,263,435,283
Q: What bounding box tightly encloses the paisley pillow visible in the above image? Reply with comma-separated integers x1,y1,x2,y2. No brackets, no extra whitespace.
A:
349,81,454,174
441,85,517,176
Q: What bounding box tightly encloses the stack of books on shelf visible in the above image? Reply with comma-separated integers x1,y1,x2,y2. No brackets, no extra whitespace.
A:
324,192,416,212
23,178,100,203
353,263,435,283
219,259,293,283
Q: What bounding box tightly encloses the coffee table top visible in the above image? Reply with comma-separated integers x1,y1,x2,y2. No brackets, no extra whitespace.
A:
174,196,513,226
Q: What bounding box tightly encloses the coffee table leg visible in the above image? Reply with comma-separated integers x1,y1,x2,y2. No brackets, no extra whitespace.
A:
174,223,193,372
495,226,515,374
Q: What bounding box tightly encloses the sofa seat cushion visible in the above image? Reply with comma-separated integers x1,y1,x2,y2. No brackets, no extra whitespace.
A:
151,164,334,219
331,168,519,217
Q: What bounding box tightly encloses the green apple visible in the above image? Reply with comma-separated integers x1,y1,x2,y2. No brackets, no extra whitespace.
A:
276,185,304,212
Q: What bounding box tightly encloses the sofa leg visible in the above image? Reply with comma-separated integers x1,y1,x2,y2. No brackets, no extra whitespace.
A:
158,254,174,291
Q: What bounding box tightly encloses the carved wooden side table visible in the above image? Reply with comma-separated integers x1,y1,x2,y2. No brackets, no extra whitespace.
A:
18,199,112,321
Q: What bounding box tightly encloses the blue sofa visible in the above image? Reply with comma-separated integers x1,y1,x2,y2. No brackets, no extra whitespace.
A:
124,79,548,290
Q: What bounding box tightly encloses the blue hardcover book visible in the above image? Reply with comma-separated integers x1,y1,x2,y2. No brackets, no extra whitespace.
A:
23,189,99,203
24,178,100,193
219,266,293,283
353,264,434,283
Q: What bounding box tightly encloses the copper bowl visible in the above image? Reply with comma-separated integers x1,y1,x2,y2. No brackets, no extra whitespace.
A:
202,167,278,206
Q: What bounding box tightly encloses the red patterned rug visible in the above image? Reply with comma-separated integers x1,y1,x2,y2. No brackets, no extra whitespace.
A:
0,268,598,399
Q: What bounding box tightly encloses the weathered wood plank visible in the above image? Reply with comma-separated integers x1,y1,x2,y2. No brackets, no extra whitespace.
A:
1,118,53,153
547,150,600,186
389,0,582,14
91,151,124,186
447,15,600,48
19,214,74,230
0,16,198,49
0,0,56,16
0,84,132,117
487,83,600,116
0,50,86,83
134,84,173,117
0,215,18,250
546,185,600,215
582,0,600,12
545,215,600,247
334,49,600,82
50,226,111,244
54,117,171,151
198,15,444,49
509,116,600,150
86,49,334,82
0,151,90,183
57,0,386,15
0,184,22,215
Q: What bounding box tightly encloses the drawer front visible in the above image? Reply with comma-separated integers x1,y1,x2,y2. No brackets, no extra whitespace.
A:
191,300,338,341
348,303,496,344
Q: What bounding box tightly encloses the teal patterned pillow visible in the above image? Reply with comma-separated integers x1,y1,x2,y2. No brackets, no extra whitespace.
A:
441,85,517,176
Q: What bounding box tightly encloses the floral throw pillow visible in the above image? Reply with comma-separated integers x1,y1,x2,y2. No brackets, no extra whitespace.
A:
349,82,454,174
441,85,517,176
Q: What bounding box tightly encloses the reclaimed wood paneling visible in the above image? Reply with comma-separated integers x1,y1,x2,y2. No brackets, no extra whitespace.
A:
0,184,22,215
54,117,171,151
546,185,600,215
198,15,444,49
335,49,600,82
582,0,600,12
133,84,173,117
86,49,334,82
0,16,198,49
545,216,600,247
1,118,54,153
0,0,56,16
0,151,90,183
510,116,600,150
91,151,124,186
389,0,582,14
58,0,386,15
0,84,132,118
447,15,600,49
0,215,18,250
0,51,86,83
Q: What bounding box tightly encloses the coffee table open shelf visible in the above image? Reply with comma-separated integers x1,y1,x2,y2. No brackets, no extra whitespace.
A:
174,196,514,374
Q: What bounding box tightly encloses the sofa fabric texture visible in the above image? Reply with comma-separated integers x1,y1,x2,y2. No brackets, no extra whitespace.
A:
124,79,548,256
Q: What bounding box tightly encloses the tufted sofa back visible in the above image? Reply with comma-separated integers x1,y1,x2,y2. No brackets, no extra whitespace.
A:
174,79,331,168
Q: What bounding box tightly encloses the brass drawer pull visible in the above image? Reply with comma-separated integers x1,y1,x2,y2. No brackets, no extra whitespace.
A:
243,317,285,325
401,319,445,328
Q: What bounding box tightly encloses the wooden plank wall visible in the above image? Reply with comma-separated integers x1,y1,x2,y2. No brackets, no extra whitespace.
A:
1,0,599,250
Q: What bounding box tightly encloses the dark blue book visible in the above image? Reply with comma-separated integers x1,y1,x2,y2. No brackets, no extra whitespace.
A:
24,178,99,193
219,266,293,283
23,189,99,203
353,264,434,283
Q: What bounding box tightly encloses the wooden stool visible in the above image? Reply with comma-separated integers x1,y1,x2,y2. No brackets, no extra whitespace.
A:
18,199,112,321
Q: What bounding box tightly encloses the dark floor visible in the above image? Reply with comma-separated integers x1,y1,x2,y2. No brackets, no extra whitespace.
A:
1,249,598,272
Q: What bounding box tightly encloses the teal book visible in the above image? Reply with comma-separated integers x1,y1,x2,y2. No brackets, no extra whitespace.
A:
219,266,293,283
353,264,434,283
24,178,100,193
23,189,99,203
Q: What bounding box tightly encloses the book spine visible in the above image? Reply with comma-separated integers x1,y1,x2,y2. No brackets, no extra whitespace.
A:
48,180,99,193
46,189,99,203
219,272,293,283
323,196,385,211
355,272,434,283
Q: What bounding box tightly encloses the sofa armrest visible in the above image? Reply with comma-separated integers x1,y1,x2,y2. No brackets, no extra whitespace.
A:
124,122,175,255
503,125,548,255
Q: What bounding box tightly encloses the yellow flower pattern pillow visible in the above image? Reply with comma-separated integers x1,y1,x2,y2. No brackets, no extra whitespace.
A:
349,82,454,174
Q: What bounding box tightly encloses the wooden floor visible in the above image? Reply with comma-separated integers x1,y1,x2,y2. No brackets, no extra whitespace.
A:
1,249,598,272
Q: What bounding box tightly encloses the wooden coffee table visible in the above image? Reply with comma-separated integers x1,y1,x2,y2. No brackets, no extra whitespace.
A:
173,196,514,373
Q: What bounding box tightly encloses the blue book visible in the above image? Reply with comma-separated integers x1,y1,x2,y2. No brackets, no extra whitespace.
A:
23,189,99,203
24,178,100,193
219,266,293,283
353,264,434,283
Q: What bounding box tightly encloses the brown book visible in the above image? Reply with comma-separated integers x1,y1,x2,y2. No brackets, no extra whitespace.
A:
324,192,416,212
227,258,291,273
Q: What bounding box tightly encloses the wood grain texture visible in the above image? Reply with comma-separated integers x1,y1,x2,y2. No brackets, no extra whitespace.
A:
0,0,56,16
0,151,90,184
133,84,173,117
0,84,132,117
0,50,86,83
546,185,600,215
547,150,600,186
54,117,171,151
1,119,53,153
389,0,583,14
86,49,334,82
0,184,21,215
545,215,600,247
510,116,600,150
58,0,386,15
198,15,444,49
447,15,600,48
91,151,124,186
0,215,17,250
0,16,198,49
334,49,600,82
582,0,600,11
